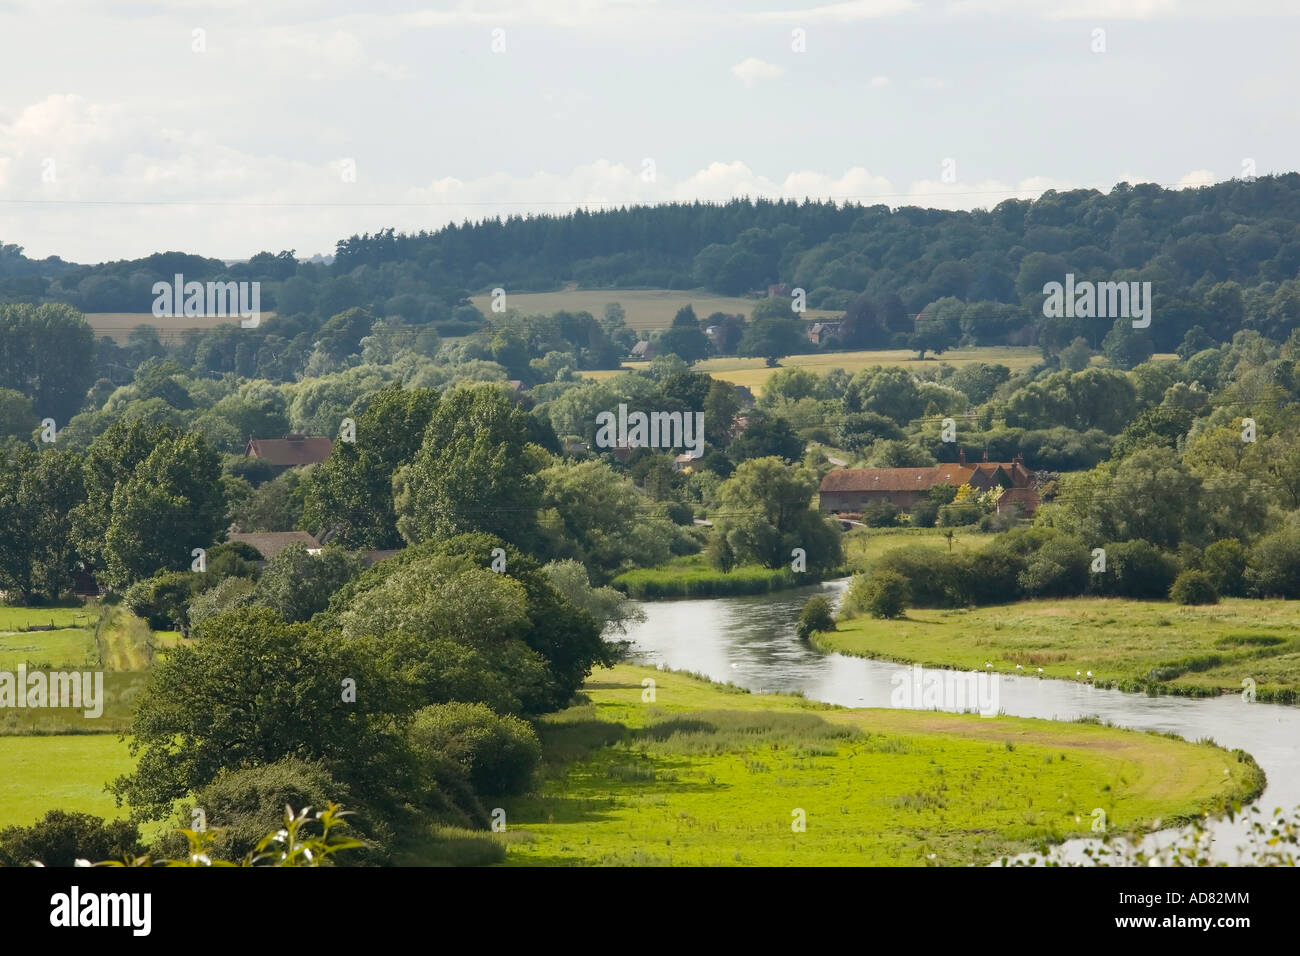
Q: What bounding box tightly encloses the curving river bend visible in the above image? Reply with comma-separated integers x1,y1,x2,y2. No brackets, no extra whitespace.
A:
619,579,1300,864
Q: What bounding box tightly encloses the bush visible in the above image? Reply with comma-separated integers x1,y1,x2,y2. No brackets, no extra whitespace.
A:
795,595,836,639
187,576,259,633
156,757,386,864
860,500,900,527
1017,535,1090,598
121,571,205,632
909,499,940,528
407,702,541,797
873,545,966,607
0,810,143,866
845,569,910,619
1096,540,1180,599
1170,570,1219,605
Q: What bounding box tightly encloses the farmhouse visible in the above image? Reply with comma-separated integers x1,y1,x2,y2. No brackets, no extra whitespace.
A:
807,321,842,346
245,434,333,472
818,451,1039,516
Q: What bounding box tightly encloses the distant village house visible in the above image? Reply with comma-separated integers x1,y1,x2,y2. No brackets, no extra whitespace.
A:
819,451,1039,517
244,434,333,473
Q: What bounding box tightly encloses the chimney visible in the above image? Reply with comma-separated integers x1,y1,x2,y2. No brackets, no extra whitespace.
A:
958,448,967,467
982,450,989,462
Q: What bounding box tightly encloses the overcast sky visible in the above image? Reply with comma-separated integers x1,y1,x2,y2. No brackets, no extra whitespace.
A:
0,0,1295,264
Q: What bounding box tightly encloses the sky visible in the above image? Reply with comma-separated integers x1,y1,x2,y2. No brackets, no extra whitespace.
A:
0,0,1296,264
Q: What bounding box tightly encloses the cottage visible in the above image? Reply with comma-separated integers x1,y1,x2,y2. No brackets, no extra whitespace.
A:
818,450,1039,516
807,321,843,347
630,340,656,360
245,434,333,472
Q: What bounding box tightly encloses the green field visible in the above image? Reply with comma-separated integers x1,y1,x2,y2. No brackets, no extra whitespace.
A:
84,313,279,345
468,287,840,331
0,606,96,671
820,597,1300,701
0,735,136,828
841,527,989,573
587,346,1044,394
0,604,153,734
497,665,1257,866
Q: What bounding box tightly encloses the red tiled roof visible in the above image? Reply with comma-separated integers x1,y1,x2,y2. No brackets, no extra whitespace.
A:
245,435,333,466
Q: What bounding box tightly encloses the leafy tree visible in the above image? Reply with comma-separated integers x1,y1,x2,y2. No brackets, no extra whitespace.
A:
302,384,440,548
0,388,37,439
656,305,710,364
253,544,364,623
394,386,545,548
728,410,804,464
1200,538,1247,597
845,569,910,619
1058,336,1094,372
0,302,95,423
795,595,836,639
0,448,86,601
710,457,841,571
113,608,409,821
102,432,226,588
738,311,806,366
537,459,671,577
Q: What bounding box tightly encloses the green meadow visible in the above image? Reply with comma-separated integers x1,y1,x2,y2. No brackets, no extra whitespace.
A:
0,735,136,828
841,527,989,573
494,665,1258,866
820,597,1300,701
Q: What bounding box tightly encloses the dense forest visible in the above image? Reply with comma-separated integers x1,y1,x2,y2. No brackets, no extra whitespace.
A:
4,175,1300,388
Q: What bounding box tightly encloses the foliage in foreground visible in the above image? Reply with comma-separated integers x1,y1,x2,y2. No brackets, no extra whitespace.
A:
1002,804,1300,867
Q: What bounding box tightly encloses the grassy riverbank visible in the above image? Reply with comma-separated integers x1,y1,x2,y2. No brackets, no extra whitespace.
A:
819,598,1300,702
492,665,1259,866
612,555,808,599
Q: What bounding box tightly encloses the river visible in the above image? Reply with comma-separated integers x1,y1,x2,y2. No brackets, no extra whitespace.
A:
618,578,1300,864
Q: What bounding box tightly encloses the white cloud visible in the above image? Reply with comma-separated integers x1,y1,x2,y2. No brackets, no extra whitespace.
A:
1176,169,1217,188
753,0,918,23
870,75,891,87
731,57,787,88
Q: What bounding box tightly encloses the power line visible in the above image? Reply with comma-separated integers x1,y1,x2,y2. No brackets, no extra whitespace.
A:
0,180,1219,210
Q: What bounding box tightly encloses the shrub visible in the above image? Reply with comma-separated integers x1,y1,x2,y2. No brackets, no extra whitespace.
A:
407,702,541,797
1170,570,1219,605
872,545,965,607
1018,535,1090,598
1097,540,1180,599
909,499,940,528
860,500,900,527
845,569,910,619
795,595,836,639
154,757,387,864
0,810,143,867
121,571,204,632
